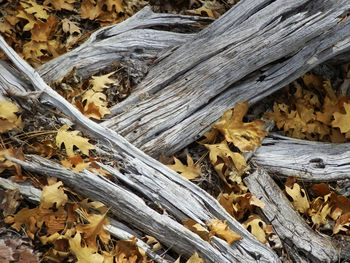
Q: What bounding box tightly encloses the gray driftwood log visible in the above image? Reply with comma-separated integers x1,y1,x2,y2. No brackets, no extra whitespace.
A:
99,0,350,158
244,167,350,262
0,37,279,262
253,134,350,182
0,178,171,263
1,1,350,262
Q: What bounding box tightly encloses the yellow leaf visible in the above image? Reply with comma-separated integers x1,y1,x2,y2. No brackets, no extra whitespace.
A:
90,72,115,92
205,140,246,177
213,101,268,152
69,232,104,263
56,124,95,157
332,103,350,133
82,90,110,119
44,0,76,11
183,219,209,241
0,100,23,133
243,215,267,244
207,219,241,244
167,155,201,180
21,0,50,20
285,178,310,214
41,181,68,209
76,212,110,250
186,252,204,263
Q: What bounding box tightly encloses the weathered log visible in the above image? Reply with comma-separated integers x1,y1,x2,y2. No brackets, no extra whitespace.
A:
0,37,279,262
244,167,350,262
100,0,350,157
0,178,171,263
252,134,350,182
37,7,212,84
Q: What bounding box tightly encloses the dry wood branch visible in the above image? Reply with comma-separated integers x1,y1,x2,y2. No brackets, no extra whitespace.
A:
252,134,350,182
244,167,350,262
37,7,212,84
102,0,350,157
0,178,170,263
0,37,279,262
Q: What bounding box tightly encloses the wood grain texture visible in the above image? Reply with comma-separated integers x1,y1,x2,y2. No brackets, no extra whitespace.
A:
0,37,279,262
252,134,350,182
244,167,350,262
102,0,350,157
37,7,212,84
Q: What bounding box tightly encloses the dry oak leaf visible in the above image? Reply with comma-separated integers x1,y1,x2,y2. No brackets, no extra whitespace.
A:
20,0,51,20
41,180,68,209
44,0,76,11
207,219,241,244
82,90,110,119
69,232,104,263
204,140,246,178
333,211,350,234
56,124,95,157
81,0,103,20
76,212,110,250
214,101,268,152
332,102,350,134
16,10,37,31
183,218,209,241
115,237,147,263
90,72,115,92
31,15,57,42
61,155,90,172
285,177,310,214
243,214,268,244
0,100,23,133
186,252,204,263
62,18,81,35
167,154,201,180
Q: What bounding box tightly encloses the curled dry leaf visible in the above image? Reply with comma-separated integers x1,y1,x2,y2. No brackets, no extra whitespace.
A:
207,219,241,244
213,101,268,152
183,218,209,241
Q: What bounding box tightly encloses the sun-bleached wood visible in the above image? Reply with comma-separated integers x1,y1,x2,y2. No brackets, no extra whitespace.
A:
0,36,279,262
252,134,350,182
101,0,350,157
244,167,350,262
0,177,171,263
37,7,212,84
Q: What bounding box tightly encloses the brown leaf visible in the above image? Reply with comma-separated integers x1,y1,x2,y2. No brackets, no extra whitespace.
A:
207,219,241,244
214,101,268,152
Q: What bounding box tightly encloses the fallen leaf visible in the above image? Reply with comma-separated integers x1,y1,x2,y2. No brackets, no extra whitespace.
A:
186,252,204,263
41,181,68,209
207,219,241,244
183,219,209,241
69,232,104,263
243,214,267,244
332,102,350,134
167,154,201,180
285,177,309,214
56,124,95,157
213,101,268,152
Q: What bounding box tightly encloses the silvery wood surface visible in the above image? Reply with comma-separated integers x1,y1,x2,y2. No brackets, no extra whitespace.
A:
253,134,350,182
0,37,279,262
37,6,212,83
244,167,350,262
101,0,350,158
0,177,170,263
